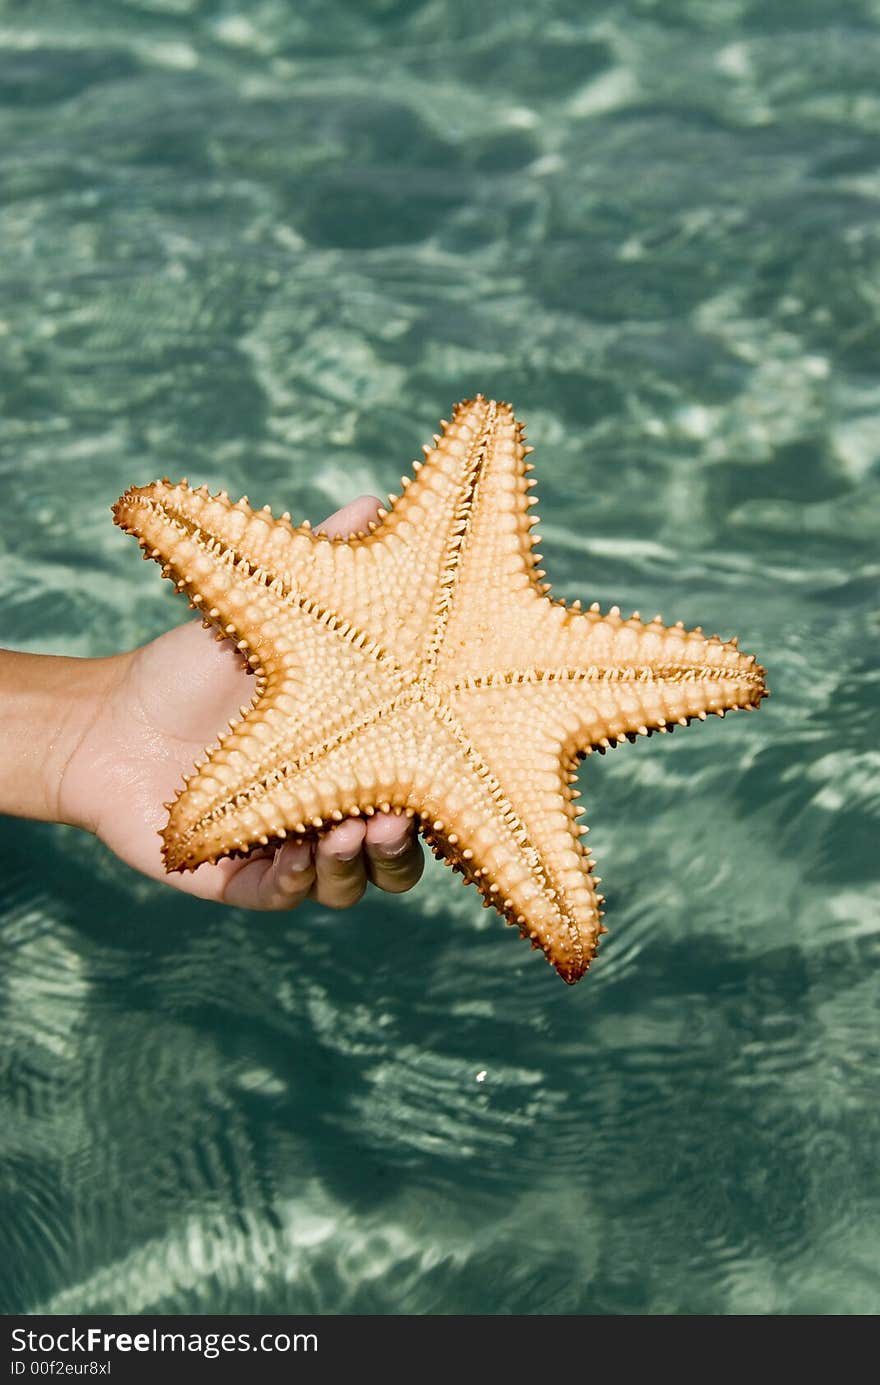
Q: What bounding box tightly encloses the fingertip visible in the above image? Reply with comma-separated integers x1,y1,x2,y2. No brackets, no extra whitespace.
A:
219,842,315,911
364,815,424,895
272,840,315,908
317,817,366,862
365,811,412,854
277,840,312,877
312,820,368,908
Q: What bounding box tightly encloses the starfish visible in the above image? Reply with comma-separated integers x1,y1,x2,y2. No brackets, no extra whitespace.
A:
113,396,767,983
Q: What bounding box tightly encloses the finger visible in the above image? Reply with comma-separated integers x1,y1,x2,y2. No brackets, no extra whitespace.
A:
316,495,384,540
364,812,424,894
222,839,315,911
311,818,368,909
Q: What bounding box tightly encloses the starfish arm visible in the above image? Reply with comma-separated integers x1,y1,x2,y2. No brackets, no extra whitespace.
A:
161,688,418,870
550,607,768,738
443,603,767,730
440,687,604,983
113,482,307,672
272,396,543,671
161,696,528,885
440,601,766,749
440,615,764,981
113,480,316,586
113,482,412,686
389,396,542,676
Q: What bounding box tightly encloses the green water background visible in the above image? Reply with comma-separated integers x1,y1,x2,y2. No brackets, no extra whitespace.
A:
1,0,878,1314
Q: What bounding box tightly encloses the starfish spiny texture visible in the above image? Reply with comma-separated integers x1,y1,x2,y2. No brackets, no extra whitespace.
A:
113,396,767,983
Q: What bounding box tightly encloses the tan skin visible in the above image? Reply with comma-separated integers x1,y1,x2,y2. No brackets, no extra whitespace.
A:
0,496,424,911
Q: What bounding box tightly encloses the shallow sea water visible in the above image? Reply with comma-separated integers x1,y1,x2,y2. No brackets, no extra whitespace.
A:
1,0,879,1316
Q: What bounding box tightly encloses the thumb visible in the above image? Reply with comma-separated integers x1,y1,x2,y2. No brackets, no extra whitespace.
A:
316,495,384,540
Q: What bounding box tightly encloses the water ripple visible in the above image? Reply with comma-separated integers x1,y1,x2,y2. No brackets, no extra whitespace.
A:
2,0,879,1316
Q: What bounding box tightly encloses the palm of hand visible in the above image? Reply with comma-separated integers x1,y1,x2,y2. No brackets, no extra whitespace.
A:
75,621,261,901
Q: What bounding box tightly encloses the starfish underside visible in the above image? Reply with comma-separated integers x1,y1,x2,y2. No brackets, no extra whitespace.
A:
113,397,767,983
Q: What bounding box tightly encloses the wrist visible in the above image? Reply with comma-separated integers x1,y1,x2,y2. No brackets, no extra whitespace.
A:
55,650,135,832
0,648,133,829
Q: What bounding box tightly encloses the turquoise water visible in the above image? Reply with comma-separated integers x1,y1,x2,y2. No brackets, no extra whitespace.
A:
1,0,878,1316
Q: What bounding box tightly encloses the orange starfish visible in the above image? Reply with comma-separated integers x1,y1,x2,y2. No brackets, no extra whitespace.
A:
113,397,767,982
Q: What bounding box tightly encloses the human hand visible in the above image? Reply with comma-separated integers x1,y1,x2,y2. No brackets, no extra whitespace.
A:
60,496,424,909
